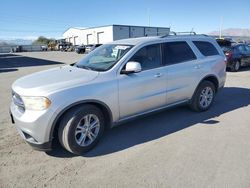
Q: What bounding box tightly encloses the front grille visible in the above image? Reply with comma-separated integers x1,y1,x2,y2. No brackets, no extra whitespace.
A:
12,91,25,112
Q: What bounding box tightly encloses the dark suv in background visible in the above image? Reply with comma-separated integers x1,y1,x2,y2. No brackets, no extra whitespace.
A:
75,45,86,54
216,38,250,71
85,44,102,53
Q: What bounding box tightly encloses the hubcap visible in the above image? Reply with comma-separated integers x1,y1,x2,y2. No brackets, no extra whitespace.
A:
199,87,213,108
235,61,240,70
75,114,100,147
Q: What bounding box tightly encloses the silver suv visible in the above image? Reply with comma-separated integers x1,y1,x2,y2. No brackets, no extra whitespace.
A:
10,34,226,155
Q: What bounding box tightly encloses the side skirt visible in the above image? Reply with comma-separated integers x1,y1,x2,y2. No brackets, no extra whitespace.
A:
112,99,189,127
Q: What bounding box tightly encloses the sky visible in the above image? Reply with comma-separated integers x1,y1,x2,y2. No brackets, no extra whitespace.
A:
0,0,250,40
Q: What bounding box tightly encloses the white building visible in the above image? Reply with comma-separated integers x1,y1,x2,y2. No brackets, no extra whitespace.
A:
63,24,170,45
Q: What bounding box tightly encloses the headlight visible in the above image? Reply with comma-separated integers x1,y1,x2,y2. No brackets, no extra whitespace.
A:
21,96,51,111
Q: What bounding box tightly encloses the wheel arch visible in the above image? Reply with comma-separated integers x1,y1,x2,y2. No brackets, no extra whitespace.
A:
192,74,219,100
201,75,219,92
49,100,113,142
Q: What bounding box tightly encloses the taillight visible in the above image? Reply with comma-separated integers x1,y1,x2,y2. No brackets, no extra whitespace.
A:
225,51,232,59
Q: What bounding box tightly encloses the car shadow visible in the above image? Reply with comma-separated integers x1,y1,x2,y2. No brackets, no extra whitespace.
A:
0,68,18,73
238,66,250,72
46,87,250,158
0,53,63,70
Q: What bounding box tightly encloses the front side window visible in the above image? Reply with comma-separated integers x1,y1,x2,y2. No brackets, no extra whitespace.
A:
129,44,161,70
75,44,133,71
163,41,196,64
193,41,219,56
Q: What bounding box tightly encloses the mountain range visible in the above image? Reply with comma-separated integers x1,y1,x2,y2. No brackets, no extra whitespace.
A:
0,39,34,46
208,28,250,37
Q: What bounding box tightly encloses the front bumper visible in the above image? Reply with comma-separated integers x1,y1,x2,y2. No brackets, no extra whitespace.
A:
10,101,56,151
28,140,52,151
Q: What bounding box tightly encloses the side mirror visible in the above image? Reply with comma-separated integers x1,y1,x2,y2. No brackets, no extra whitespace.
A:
121,61,142,74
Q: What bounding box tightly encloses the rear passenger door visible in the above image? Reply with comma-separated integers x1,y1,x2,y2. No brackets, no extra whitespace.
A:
162,41,201,104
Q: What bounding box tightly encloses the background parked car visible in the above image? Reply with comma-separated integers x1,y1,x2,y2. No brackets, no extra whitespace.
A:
216,38,250,71
41,45,48,51
57,42,72,52
75,45,86,54
85,44,102,53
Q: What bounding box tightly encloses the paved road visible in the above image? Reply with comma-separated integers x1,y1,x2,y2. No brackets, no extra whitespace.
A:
0,52,250,188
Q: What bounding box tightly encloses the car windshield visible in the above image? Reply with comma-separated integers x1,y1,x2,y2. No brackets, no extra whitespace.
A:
75,44,133,71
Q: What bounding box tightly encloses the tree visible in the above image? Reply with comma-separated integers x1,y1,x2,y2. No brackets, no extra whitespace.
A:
33,36,55,45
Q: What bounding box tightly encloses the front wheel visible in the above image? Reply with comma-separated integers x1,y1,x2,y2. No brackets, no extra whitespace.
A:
189,81,215,112
58,105,105,155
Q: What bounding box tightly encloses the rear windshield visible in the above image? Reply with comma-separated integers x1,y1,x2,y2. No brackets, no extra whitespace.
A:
221,46,232,52
216,39,232,47
193,41,219,56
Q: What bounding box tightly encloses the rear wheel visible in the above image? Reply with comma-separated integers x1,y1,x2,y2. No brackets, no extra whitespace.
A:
58,105,105,155
231,60,240,72
189,81,215,112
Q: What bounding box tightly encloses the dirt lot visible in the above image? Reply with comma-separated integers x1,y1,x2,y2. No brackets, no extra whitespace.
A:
0,52,250,188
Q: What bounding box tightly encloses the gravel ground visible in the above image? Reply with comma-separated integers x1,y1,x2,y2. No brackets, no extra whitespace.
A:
0,52,250,188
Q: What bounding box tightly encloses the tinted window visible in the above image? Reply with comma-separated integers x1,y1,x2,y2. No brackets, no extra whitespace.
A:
193,41,219,56
245,45,250,52
129,44,161,70
237,45,247,53
216,39,232,47
162,42,196,64
221,46,232,52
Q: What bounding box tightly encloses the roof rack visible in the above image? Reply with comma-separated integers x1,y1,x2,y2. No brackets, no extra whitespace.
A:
160,31,198,38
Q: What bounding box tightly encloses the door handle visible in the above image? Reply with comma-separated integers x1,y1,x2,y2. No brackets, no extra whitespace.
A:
154,73,163,78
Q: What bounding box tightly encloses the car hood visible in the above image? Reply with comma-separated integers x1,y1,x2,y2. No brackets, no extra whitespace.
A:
12,65,99,96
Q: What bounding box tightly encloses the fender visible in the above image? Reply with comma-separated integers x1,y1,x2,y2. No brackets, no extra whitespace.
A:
191,74,219,102
49,99,113,141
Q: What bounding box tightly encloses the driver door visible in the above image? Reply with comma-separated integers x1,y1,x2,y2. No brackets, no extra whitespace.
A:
118,44,167,119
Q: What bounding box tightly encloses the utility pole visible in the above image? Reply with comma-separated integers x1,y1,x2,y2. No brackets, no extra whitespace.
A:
147,8,151,27
219,16,223,38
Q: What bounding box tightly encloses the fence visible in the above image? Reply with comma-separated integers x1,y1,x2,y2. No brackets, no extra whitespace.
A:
0,45,43,53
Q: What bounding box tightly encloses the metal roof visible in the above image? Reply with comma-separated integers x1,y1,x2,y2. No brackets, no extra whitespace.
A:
63,24,170,34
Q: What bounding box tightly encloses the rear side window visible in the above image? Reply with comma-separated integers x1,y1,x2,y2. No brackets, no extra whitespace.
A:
193,41,219,56
162,41,196,65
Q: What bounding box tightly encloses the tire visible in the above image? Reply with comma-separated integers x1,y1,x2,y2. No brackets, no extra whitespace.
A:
58,105,105,155
189,81,215,112
231,60,240,72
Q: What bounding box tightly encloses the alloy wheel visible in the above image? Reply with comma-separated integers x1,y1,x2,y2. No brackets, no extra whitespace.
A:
75,114,100,147
199,86,214,108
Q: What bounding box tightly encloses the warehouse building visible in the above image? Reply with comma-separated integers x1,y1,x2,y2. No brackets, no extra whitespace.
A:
63,24,170,45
